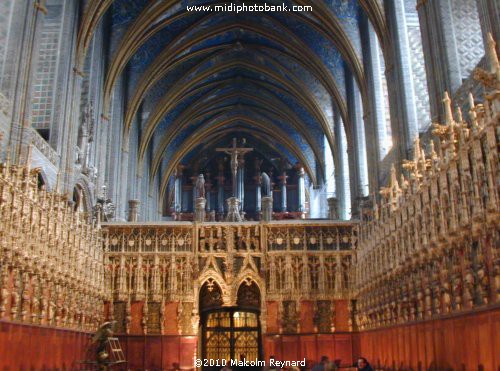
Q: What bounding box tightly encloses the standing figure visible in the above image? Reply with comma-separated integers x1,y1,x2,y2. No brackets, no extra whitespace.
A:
92,321,116,370
195,174,205,198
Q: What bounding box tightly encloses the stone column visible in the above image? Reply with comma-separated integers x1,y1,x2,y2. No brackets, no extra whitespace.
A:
181,184,189,213
217,176,225,214
118,142,130,221
359,12,383,191
225,197,242,222
279,171,288,212
55,0,85,194
205,173,212,212
261,196,273,222
327,197,339,220
255,173,262,213
417,0,461,122
128,199,140,222
254,159,263,214
7,2,43,165
476,0,500,54
174,169,182,213
346,71,369,199
217,159,225,215
297,167,306,213
384,0,420,161
333,107,348,219
194,198,206,223
190,174,199,213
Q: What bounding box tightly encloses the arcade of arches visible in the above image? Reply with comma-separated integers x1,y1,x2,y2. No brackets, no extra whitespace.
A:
0,0,499,370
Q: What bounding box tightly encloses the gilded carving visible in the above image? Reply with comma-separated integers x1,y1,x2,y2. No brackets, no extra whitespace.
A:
355,43,499,329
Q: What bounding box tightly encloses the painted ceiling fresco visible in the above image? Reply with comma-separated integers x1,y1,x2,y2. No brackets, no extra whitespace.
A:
79,0,381,201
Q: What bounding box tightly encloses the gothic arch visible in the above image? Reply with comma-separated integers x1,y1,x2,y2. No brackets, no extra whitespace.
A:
36,169,50,191
236,279,261,310
199,278,225,312
73,176,94,215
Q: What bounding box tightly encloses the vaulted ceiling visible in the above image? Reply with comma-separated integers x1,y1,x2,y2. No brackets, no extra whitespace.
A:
76,0,388,203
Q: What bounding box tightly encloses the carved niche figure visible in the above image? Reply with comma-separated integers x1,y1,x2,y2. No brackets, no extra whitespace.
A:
93,186,115,223
476,249,490,304
178,302,195,335
30,275,41,323
451,269,463,311
0,267,9,318
313,301,333,332
21,272,31,322
146,302,162,334
281,300,299,333
463,262,475,308
10,270,20,319
160,301,165,334
493,257,500,303
125,300,132,334
430,263,442,315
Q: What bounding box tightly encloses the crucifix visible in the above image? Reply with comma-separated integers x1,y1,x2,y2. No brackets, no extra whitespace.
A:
216,138,253,197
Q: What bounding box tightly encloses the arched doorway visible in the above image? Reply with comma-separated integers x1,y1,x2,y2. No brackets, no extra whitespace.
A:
200,279,262,368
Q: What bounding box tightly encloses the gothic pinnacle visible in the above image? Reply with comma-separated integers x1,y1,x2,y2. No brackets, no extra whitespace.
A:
486,33,500,81
443,91,454,126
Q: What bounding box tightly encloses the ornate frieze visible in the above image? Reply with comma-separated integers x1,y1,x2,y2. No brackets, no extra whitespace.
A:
103,221,357,334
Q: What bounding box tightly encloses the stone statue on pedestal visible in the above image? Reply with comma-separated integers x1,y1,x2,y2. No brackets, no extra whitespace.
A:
195,174,205,199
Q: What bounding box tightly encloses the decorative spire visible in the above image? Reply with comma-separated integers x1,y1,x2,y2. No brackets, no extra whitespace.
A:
390,164,399,191
486,33,500,81
474,34,499,89
443,91,454,126
400,174,408,191
456,106,463,124
413,136,421,163
429,140,437,159
420,148,426,168
468,93,478,129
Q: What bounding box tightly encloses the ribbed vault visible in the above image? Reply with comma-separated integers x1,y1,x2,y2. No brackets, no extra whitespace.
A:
76,0,389,211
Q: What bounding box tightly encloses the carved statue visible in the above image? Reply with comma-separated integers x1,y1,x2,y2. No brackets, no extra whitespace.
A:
463,263,475,308
476,249,490,305
21,272,30,322
0,267,9,318
195,174,205,199
10,271,20,319
281,301,299,333
452,270,463,311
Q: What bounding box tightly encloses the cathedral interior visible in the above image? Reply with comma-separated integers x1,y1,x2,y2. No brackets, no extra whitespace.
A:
0,0,499,370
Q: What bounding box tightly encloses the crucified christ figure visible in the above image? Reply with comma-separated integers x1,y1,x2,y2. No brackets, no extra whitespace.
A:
216,138,253,197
